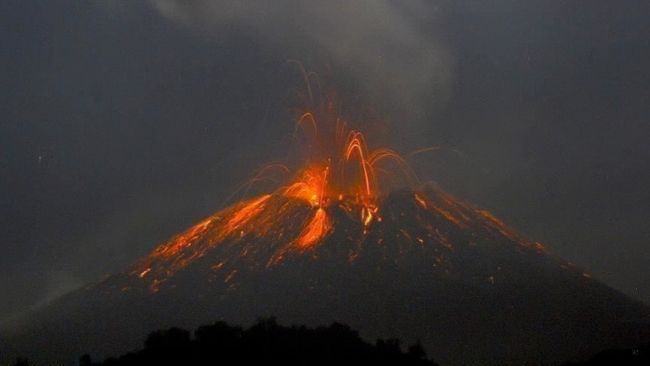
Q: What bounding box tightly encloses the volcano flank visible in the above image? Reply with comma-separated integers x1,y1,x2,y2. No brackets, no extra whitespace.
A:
2,186,649,365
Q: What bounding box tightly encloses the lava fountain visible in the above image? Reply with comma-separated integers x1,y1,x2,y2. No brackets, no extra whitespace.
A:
129,70,546,294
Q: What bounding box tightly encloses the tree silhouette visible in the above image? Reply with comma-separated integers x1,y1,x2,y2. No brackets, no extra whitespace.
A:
76,317,438,366
11,358,30,366
79,354,92,366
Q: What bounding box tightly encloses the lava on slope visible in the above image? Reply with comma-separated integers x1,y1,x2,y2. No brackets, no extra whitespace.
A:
127,185,553,295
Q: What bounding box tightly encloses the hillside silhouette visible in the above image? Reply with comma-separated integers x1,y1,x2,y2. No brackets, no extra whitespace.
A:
563,342,649,366
65,318,437,366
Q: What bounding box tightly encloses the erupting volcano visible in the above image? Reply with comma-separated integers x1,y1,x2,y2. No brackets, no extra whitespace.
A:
131,83,443,290
2,77,649,366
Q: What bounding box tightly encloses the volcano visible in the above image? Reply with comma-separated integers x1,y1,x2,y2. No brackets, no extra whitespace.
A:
2,186,649,365
2,85,649,365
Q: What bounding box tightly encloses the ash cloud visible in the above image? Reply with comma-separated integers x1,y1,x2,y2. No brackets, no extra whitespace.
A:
148,0,453,125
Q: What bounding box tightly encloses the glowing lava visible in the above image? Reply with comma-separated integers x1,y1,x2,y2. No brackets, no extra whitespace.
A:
275,94,412,231
224,194,272,235
282,165,329,208
130,71,547,293
295,207,331,249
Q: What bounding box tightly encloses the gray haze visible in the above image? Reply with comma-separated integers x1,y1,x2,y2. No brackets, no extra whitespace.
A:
1,0,649,322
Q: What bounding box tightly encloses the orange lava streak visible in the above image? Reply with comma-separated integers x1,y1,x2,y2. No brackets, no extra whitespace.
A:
295,208,331,248
224,194,272,234
414,193,428,208
151,218,212,259
294,112,318,138
344,131,373,197
368,148,403,166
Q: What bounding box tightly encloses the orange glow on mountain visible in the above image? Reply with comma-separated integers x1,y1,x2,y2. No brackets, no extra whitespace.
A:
129,69,548,293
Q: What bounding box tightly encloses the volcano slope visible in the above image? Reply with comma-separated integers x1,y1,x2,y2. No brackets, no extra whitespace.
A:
2,186,649,365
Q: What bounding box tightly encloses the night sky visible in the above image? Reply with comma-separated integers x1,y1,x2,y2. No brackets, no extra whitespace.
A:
1,0,649,323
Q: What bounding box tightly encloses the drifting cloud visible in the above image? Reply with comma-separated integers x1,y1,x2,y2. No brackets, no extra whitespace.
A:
148,0,453,118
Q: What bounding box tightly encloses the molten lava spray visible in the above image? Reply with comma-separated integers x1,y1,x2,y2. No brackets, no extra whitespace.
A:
130,72,546,293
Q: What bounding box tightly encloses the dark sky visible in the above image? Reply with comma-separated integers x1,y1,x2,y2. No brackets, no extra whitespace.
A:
1,0,649,322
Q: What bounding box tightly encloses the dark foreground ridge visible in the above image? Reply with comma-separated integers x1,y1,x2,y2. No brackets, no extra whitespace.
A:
563,342,650,366
12,318,436,366
10,319,650,366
